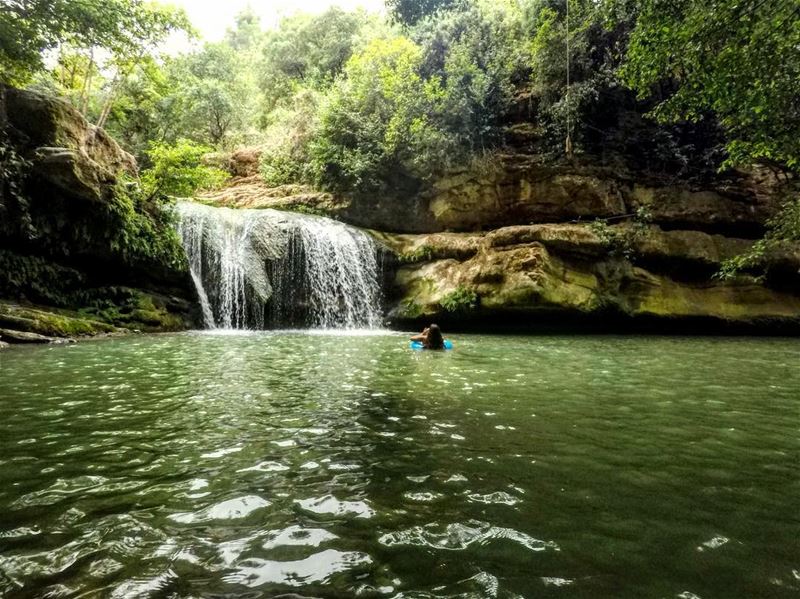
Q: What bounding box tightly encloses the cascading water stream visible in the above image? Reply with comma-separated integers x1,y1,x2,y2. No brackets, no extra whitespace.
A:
176,202,384,330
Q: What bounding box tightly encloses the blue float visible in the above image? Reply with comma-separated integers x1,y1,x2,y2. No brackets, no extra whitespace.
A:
410,340,453,350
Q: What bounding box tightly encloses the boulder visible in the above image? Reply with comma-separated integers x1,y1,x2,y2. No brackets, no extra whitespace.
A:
0,328,56,344
4,86,136,176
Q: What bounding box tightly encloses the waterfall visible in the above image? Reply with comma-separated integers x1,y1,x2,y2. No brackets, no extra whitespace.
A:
176,202,384,330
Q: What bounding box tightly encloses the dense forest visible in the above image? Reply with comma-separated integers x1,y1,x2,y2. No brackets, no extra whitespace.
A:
1,0,799,283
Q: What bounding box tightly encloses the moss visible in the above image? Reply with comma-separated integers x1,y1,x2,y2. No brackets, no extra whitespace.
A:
78,288,187,332
0,251,85,307
0,302,118,337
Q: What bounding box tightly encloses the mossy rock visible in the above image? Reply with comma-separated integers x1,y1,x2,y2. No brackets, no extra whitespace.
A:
0,302,119,337
79,289,190,332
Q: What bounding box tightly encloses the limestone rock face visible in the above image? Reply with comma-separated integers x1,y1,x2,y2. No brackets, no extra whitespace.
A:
2,85,139,224
420,156,786,235
382,223,800,332
628,185,776,236
206,151,786,236
428,161,627,231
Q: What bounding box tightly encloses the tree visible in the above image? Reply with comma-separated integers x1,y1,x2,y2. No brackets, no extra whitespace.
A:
141,139,228,199
309,37,448,193
102,57,179,159
93,2,191,129
0,0,191,127
618,0,800,172
257,8,374,117
387,0,459,26
1,0,130,84
414,0,528,152
167,42,254,147
225,7,262,51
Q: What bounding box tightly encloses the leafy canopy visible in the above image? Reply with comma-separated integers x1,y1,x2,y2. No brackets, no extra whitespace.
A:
619,0,800,171
386,0,459,26
0,0,190,86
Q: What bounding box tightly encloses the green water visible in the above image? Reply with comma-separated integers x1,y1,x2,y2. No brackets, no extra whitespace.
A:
0,332,798,598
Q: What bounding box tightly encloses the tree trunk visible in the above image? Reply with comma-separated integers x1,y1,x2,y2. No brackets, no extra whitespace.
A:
79,49,95,116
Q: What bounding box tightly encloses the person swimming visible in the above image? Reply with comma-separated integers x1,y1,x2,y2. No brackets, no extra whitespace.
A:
410,324,445,350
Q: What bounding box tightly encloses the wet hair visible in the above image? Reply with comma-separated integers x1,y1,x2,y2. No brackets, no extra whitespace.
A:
425,324,444,350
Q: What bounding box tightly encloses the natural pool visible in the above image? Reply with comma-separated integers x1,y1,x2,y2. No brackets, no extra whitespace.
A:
0,332,798,598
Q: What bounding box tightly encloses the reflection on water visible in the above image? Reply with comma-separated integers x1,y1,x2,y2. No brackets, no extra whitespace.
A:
0,332,799,597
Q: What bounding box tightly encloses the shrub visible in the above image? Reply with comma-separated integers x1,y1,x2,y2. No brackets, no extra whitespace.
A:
440,285,479,313
141,139,229,200
398,245,434,264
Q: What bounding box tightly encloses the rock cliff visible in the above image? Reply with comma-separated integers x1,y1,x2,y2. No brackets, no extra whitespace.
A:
0,86,197,344
3,85,796,337
203,148,800,333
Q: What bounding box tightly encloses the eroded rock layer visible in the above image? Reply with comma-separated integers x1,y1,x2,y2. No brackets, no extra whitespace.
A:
375,224,800,332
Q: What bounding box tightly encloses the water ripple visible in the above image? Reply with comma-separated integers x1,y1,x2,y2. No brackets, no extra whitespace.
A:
0,332,797,597
379,520,558,552
223,549,373,588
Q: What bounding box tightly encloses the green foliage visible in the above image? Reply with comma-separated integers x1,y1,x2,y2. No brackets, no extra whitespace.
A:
173,42,254,146
440,285,479,313
100,57,175,158
400,298,424,318
619,0,800,172
0,250,84,307
398,245,434,264
97,139,226,274
718,196,800,280
0,133,33,238
297,3,527,195
415,1,529,152
259,89,322,186
141,139,229,199
257,8,377,115
1,0,191,129
1,0,124,84
589,207,652,259
308,36,448,193
387,0,459,26
105,176,186,271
